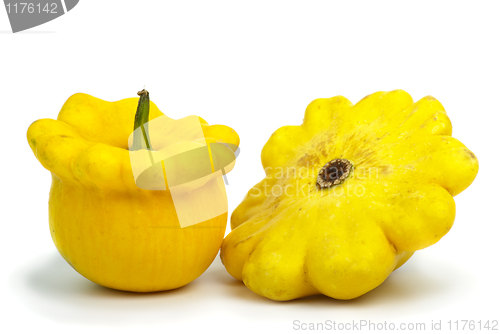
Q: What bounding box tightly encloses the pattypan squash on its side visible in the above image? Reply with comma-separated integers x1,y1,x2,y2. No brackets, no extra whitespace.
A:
221,90,478,301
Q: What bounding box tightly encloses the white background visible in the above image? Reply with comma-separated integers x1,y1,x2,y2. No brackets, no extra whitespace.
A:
1,1,499,333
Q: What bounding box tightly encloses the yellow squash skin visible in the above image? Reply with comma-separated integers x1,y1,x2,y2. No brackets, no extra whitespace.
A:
27,93,239,292
221,90,478,301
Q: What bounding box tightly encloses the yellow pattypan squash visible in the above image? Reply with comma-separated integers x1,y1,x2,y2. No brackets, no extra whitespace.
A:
221,90,478,301
27,90,239,292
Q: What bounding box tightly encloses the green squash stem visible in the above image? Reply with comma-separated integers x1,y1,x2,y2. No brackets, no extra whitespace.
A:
131,89,152,151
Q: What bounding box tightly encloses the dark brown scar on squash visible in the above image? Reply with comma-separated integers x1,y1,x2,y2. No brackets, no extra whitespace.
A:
315,140,329,157
467,150,477,160
297,153,320,167
379,165,392,175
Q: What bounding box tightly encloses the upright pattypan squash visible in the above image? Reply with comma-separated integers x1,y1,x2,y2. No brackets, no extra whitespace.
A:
27,91,239,292
221,90,478,301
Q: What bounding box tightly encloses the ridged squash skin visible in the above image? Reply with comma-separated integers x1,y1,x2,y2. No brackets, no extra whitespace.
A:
27,93,239,292
221,90,478,301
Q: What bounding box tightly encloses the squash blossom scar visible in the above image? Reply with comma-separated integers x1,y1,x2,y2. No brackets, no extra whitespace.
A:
316,159,353,189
